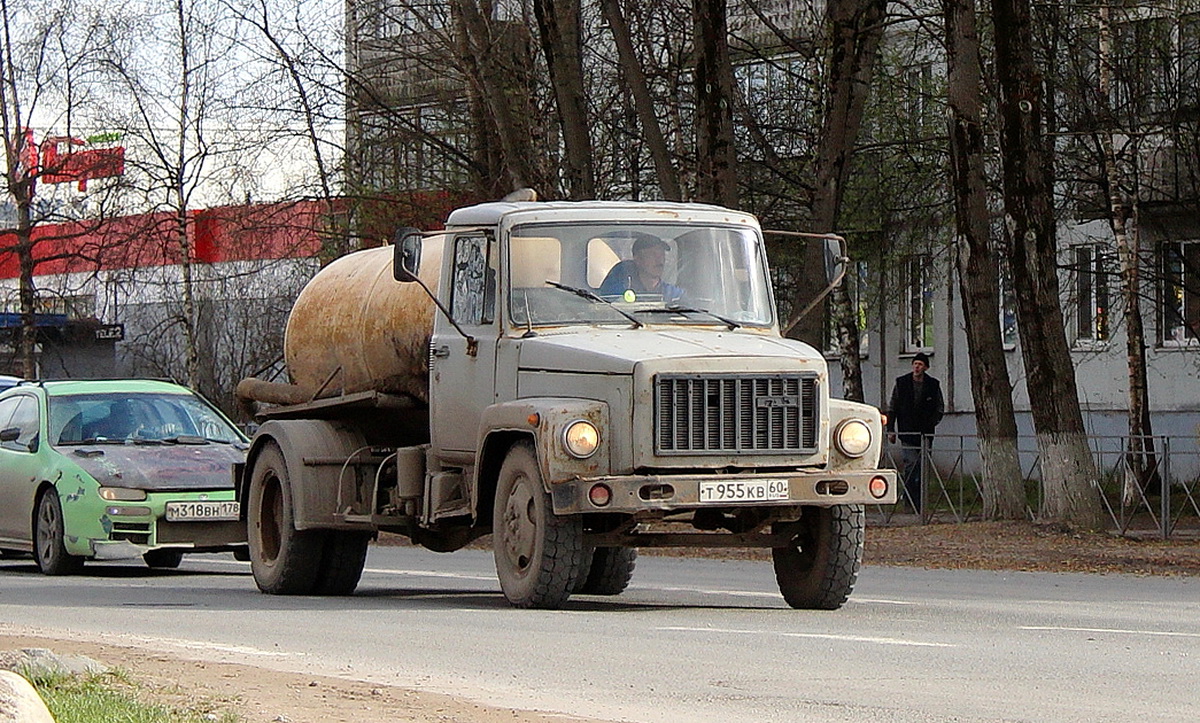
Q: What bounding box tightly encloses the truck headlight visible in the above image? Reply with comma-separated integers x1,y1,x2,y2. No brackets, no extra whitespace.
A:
834,419,872,458
563,420,600,459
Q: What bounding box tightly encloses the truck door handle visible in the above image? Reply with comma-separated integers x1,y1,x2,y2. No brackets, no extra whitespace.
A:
432,345,450,359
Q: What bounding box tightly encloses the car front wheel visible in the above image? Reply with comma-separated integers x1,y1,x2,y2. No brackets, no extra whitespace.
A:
34,490,85,576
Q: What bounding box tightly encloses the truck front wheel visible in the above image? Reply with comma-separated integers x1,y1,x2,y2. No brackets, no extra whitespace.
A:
492,442,583,609
772,505,864,610
573,547,637,595
248,442,325,595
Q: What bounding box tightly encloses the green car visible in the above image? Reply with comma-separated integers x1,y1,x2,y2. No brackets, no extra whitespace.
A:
0,379,249,574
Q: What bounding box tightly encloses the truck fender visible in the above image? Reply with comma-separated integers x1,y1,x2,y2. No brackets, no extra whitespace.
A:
474,399,609,520
242,419,373,531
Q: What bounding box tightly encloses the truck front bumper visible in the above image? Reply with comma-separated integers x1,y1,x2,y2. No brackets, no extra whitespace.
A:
551,468,897,515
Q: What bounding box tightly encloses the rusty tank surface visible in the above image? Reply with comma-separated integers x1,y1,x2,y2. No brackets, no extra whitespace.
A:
240,238,443,408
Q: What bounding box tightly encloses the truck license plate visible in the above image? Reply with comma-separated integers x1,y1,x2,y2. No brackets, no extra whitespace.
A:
164,501,240,522
698,479,790,503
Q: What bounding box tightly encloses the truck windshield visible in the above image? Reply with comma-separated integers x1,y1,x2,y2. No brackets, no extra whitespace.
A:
508,223,774,327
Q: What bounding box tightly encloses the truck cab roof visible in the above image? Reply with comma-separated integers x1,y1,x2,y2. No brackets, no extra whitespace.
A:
444,200,759,230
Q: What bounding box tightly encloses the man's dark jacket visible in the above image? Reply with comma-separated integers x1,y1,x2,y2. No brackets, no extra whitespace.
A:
886,373,944,444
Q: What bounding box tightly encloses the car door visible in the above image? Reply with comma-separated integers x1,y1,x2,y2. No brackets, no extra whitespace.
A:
0,394,46,545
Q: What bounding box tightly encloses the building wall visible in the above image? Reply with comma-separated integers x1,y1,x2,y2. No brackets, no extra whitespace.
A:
824,215,1200,440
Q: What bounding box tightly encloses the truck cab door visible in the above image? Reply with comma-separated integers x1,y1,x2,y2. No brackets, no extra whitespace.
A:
429,232,498,455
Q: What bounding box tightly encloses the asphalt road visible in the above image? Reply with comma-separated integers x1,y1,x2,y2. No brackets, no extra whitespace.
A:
1,546,1197,723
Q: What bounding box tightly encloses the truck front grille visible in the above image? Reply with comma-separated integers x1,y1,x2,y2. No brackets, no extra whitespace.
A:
655,374,819,455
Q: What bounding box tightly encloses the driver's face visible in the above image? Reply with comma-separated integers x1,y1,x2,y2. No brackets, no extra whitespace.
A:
634,246,666,279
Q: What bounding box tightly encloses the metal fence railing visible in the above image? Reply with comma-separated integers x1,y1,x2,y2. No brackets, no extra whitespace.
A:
868,434,1200,539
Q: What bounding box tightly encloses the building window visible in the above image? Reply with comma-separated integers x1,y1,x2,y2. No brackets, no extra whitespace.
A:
1072,244,1111,344
998,258,1018,348
904,255,934,352
1160,240,1200,346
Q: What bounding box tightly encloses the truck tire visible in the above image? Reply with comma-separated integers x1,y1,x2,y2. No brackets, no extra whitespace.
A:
143,549,184,569
574,547,637,595
772,505,863,610
34,490,85,576
314,531,371,595
248,442,326,595
492,442,584,609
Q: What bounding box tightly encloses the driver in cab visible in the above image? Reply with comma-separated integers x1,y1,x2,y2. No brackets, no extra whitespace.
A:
598,234,683,302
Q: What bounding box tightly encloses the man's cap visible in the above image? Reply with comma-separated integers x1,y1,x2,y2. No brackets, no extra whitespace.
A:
913,352,930,366
632,235,670,254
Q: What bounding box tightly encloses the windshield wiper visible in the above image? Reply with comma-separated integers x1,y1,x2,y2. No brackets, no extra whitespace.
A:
544,280,643,328
635,305,741,330
160,435,211,445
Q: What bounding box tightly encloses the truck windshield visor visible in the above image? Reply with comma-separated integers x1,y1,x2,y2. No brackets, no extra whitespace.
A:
508,223,774,327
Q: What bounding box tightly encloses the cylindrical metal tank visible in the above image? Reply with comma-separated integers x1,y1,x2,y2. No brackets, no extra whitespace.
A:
278,237,444,405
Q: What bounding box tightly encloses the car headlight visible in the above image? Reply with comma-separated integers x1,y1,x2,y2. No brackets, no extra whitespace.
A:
99,487,147,501
834,419,872,458
563,420,600,459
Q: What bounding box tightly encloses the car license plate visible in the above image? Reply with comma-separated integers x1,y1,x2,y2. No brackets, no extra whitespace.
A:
164,501,240,522
698,479,790,503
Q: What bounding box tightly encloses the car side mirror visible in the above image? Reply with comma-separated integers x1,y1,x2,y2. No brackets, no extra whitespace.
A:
393,227,423,283
0,427,20,443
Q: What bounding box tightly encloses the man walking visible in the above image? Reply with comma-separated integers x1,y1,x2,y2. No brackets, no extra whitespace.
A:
886,352,944,514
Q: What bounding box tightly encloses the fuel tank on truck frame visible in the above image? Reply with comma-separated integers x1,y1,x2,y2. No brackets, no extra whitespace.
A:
281,236,444,404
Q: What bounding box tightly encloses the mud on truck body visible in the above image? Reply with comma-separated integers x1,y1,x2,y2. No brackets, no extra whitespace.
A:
235,198,897,609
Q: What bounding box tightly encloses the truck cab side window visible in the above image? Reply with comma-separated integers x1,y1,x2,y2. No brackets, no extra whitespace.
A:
450,235,494,326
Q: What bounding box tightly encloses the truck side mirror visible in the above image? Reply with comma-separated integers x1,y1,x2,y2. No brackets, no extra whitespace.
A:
824,236,847,285
393,227,423,282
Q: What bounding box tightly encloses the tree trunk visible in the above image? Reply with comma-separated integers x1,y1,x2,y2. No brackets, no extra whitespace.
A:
453,0,547,195
944,0,1024,519
1096,7,1158,504
783,0,886,404
989,0,1105,529
600,0,681,201
692,0,738,208
16,194,37,378
534,0,594,199
174,0,200,390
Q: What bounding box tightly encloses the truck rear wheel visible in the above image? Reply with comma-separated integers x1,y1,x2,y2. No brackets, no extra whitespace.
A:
492,442,583,609
248,442,325,595
772,505,863,610
314,531,372,595
574,547,637,595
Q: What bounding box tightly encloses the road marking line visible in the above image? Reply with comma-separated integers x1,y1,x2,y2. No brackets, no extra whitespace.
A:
112,633,295,657
657,626,955,647
850,598,918,606
1020,626,1200,639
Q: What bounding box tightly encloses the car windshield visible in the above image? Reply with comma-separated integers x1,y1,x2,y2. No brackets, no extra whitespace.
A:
508,222,774,327
49,392,245,445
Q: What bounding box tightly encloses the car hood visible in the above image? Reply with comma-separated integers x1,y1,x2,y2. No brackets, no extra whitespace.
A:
62,443,245,491
517,328,824,374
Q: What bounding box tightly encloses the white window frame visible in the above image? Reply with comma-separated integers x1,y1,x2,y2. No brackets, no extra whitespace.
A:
1071,244,1112,347
1159,239,1200,347
903,255,935,353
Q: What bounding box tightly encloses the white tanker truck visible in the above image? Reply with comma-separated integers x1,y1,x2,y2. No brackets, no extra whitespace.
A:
234,196,897,609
